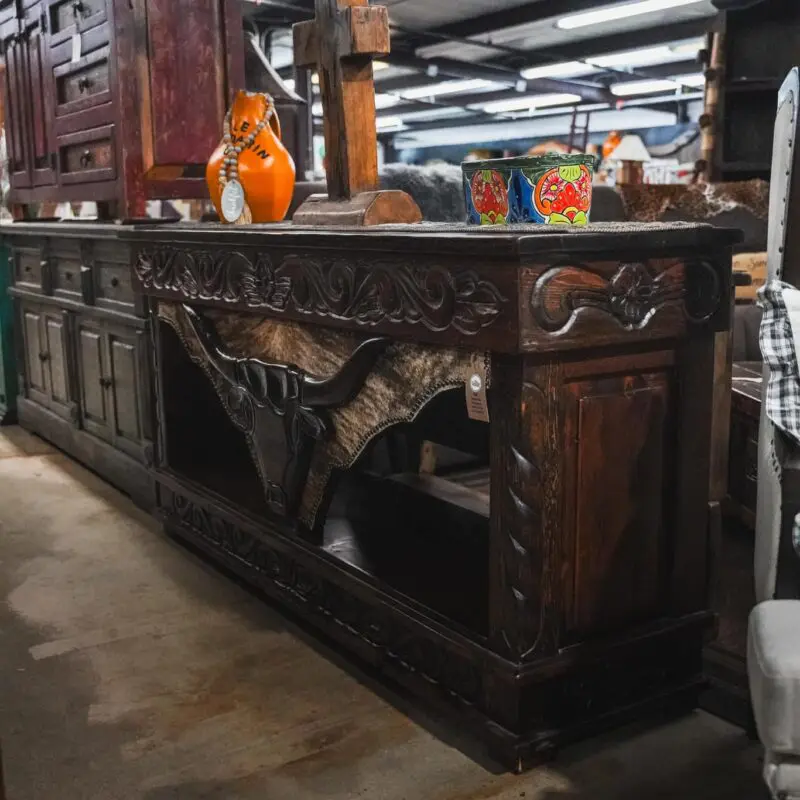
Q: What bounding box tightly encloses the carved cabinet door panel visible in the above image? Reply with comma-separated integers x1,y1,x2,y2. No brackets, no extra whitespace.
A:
20,301,48,406
106,324,146,460
22,3,56,186
3,22,32,188
142,0,239,178
41,308,74,420
76,316,112,442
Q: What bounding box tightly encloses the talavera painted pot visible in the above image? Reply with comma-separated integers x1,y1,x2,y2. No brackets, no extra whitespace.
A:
462,153,597,226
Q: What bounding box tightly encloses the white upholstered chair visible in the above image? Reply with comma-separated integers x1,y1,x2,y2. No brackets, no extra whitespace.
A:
749,67,800,800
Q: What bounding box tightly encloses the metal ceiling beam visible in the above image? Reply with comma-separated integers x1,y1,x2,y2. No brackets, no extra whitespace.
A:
411,0,602,42
490,18,712,69
382,96,700,136
374,62,702,120
385,52,612,102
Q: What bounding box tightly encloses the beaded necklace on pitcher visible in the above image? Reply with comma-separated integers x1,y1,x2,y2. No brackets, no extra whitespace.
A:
219,94,274,224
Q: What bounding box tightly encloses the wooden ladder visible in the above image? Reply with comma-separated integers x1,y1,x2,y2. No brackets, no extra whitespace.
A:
568,107,591,152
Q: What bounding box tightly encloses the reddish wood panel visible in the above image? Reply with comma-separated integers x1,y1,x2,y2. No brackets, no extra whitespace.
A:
145,0,227,167
564,373,670,636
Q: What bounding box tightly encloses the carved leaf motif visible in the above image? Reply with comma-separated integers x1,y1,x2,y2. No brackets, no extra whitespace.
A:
135,247,507,335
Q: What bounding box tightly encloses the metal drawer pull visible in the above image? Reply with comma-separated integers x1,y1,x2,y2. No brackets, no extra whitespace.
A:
38,352,50,362
79,150,93,168
77,76,92,93
23,265,31,273
99,377,113,388
64,271,73,281
72,1,85,18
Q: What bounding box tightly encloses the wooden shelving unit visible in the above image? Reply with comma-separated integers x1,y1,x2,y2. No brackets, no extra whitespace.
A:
711,0,800,183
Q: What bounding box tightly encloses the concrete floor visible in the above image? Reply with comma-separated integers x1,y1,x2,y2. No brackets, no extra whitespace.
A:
0,425,767,799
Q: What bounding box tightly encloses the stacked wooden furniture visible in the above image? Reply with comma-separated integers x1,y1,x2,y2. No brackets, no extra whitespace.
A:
0,0,244,501
5,222,154,506
708,0,800,183
0,0,243,218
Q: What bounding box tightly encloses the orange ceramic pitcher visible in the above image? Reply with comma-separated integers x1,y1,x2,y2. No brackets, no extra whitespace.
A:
207,91,296,224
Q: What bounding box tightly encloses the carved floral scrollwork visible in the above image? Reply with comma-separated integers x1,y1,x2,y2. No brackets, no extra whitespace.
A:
530,260,721,333
135,246,506,335
165,491,482,706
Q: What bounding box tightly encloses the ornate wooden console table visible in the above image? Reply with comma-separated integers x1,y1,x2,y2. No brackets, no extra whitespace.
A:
124,220,741,771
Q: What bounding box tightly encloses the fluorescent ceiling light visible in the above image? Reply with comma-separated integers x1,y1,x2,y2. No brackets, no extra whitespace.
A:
479,92,581,114
557,0,706,30
394,78,502,100
675,73,706,87
590,45,675,69
376,116,406,131
612,78,680,96
521,61,597,80
390,107,469,123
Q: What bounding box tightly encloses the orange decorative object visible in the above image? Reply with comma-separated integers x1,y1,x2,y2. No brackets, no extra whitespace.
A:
602,130,622,161
206,91,296,224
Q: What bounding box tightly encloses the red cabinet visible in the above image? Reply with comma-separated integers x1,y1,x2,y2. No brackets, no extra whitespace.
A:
2,0,243,217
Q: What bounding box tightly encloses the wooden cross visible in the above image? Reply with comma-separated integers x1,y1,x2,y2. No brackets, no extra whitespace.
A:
293,0,421,226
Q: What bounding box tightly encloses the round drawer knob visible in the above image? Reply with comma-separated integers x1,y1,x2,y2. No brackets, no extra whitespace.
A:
79,150,93,168
110,277,119,288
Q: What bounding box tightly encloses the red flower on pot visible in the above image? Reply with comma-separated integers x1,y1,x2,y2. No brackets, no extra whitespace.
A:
471,170,509,224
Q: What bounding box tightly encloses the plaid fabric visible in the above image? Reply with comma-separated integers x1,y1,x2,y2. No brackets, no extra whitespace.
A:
759,281,800,445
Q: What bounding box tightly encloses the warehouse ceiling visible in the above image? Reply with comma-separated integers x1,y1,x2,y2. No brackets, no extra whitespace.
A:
244,0,720,148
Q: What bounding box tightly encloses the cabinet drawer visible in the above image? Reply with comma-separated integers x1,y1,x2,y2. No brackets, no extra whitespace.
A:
14,249,47,293
48,0,107,42
57,124,116,184
95,265,134,308
52,258,84,299
54,46,111,117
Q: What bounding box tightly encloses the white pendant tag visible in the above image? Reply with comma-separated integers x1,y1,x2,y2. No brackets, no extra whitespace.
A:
71,32,82,63
221,179,245,223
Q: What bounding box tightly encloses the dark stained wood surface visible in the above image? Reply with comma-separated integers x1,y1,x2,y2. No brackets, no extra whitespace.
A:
121,221,740,354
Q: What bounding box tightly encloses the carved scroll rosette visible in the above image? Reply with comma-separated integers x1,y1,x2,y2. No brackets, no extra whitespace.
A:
529,259,722,335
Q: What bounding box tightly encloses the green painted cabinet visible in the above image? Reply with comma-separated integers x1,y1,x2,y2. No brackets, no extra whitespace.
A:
0,241,18,423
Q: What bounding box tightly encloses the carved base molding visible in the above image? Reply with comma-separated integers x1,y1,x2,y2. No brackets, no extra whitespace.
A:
157,475,712,772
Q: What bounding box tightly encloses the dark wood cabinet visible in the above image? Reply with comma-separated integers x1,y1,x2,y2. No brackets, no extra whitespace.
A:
2,0,244,217
76,315,148,459
20,302,75,419
8,223,155,509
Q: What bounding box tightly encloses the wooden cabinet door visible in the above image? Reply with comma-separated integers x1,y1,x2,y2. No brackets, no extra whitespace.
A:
2,21,33,189
20,302,48,406
22,4,56,186
76,316,111,442
107,324,146,459
41,308,74,419
142,0,241,180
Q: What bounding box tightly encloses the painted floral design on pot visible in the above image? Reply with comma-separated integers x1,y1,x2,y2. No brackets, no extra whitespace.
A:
462,154,596,226
533,163,593,225
470,169,510,225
